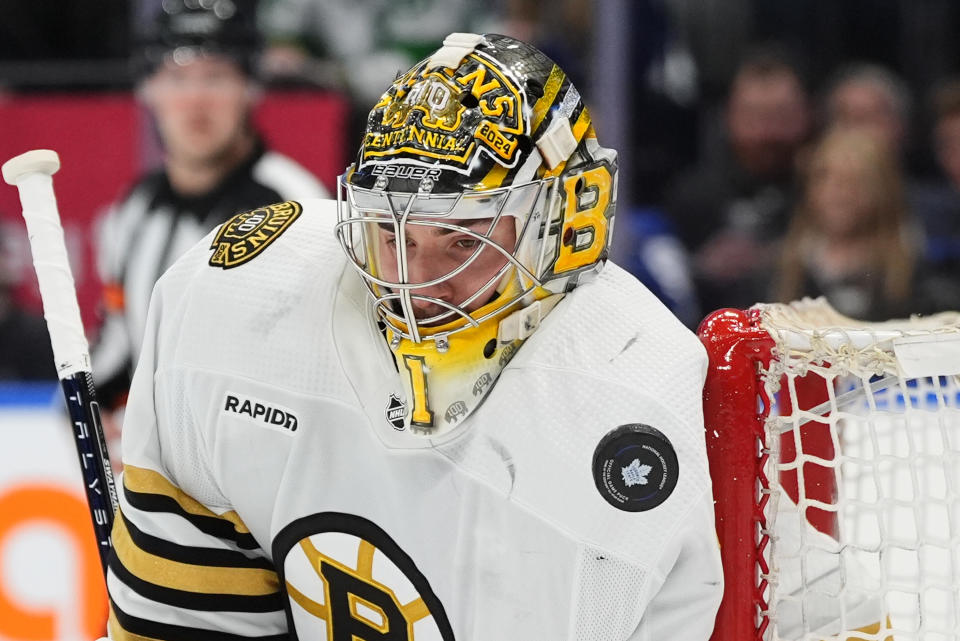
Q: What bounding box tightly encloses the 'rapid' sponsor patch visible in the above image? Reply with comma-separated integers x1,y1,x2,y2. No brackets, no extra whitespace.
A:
223,393,299,434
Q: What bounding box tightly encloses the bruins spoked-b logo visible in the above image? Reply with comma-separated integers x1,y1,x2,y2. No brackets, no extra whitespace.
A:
274,513,455,640
209,200,302,269
592,423,679,512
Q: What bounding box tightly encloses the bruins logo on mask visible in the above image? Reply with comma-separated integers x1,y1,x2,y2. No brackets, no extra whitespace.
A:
274,513,455,640
209,200,302,269
361,51,526,172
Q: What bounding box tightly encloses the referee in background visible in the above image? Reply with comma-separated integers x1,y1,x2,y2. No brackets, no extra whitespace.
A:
93,0,328,442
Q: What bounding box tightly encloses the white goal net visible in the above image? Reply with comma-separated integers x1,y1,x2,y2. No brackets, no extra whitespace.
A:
701,298,960,641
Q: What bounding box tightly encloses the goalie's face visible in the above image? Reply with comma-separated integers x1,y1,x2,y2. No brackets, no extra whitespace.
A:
337,179,551,344
374,216,517,324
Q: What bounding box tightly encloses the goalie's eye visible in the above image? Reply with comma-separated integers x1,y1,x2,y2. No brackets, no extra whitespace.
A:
454,238,482,250
382,235,415,251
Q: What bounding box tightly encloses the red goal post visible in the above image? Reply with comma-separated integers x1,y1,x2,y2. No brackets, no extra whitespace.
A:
699,298,960,641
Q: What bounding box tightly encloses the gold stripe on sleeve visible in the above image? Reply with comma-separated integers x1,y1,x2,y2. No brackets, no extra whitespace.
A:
122,465,251,534
113,510,279,596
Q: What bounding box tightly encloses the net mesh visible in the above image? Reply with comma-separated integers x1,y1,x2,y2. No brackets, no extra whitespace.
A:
754,299,960,641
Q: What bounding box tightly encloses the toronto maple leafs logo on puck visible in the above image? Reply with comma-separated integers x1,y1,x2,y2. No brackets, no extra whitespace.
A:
621,459,651,487
592,423,679,512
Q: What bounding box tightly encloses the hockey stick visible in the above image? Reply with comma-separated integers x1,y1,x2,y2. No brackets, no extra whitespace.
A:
2,149,118,578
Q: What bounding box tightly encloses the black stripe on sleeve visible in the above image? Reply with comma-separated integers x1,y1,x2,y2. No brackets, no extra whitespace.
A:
122,511,275,570
108,553,285,614
110,596,291,641
123,485,260,550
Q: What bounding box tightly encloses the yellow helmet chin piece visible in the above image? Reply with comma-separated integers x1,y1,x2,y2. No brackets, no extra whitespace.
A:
387,285,558,435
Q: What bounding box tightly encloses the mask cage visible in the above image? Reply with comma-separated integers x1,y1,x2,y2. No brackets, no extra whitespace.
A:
336,174,557,344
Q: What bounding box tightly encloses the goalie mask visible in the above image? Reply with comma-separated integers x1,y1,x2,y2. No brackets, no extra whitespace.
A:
337,33,618,435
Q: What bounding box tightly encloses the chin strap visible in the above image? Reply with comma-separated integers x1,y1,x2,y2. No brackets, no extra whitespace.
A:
496,293,564,344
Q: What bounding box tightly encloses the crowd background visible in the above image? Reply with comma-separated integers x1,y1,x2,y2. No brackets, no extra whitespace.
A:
2,0,960,381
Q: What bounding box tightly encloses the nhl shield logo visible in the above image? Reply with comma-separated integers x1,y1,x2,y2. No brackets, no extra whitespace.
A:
385,394,406,430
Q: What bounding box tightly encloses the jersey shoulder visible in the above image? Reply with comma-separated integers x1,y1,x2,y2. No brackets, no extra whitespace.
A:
166,196,339,277
512,261,707,394
203,198,330,270
148,198,348,392
478,263,712,565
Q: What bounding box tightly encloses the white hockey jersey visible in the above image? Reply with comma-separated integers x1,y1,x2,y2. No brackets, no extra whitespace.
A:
92,144,328,408
106,198,723,640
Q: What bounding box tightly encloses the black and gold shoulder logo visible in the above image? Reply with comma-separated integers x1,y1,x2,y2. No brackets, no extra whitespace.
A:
209,200,302,269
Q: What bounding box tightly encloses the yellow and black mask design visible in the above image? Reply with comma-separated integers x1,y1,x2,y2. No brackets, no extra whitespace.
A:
337,33,619,434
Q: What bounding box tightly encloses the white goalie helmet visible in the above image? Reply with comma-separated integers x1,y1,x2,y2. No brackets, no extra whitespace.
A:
336,33,618,435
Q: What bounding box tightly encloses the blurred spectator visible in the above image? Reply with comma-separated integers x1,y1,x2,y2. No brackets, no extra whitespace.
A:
669,1,956,112
824,63,960,291
92,0,328,412
773,128,958,320
822,63,912,158
0,226,55,380
499,0,593,89
924,78,960,269
932,80,960,191
665,44,811,313
615,207,700,328
627,0,700,206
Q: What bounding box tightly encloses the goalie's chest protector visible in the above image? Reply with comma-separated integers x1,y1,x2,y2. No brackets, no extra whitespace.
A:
171,200,705,640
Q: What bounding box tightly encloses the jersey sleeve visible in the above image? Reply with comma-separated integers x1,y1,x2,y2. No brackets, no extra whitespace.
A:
626,488,723,640
105,264,289,640
107,469,288,640
506,266,725,638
